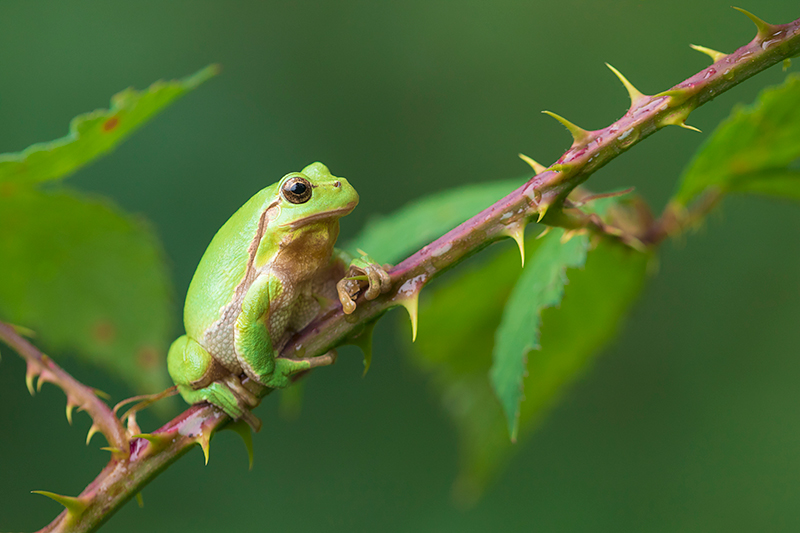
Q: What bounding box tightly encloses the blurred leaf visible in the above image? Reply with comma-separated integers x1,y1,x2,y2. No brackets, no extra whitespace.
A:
0,65,218,186
726,168,800,200
674,73,800,205
490,229,589,440
0,188,173,393
412,234,649,504
347,178,523,264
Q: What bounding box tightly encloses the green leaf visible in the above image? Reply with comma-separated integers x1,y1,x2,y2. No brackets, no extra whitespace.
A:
412,235,648,503
0,189,173,393
346,178,523,264
727,168,800,201
0,65,219,186
674,73,800,205
490,228,589,440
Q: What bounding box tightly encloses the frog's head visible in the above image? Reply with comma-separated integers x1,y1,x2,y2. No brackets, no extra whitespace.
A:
272,162,359,230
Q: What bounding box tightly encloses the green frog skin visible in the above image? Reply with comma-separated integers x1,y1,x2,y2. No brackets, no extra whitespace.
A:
167,162,390,427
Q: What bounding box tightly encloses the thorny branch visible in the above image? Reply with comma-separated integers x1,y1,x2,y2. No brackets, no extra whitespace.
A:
1,10,798,533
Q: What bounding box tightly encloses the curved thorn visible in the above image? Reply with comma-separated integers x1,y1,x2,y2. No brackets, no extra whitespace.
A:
131,433,170,455
518,153,546,175
100,446,123,453
536,202,550,223
195,432,212,465
536,226,552,240
653,88,693,106
92,388,111,400
560,229,577,244
503,223,526,267
65,401,75,425
605,63,647,106
86,424,99,446
349,320,377,376
226,419,254,470
679,122,702,133
541,110,591,144
399,294,419,342
732,7,778,39
25,365,36,396
32,491,88,519
689,44,728,63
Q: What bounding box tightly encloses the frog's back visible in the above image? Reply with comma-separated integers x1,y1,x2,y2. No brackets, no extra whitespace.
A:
183,185,277,339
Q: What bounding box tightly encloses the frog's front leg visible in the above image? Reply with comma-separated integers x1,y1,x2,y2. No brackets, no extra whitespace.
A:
334,249,393,314
236,273,337,389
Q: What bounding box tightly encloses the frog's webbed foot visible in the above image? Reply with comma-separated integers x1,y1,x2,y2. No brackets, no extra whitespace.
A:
220,375,263,431
337,253,392,314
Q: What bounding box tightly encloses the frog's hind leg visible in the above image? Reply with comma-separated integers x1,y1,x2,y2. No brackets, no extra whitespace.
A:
167,335,262,431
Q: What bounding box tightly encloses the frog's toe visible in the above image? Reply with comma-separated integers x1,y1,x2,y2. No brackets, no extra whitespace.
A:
336,278,360,314
363,264,392,300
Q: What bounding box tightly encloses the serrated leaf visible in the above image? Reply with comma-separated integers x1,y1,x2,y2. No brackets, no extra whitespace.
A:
0,65,218,186
347,178,522,264
0,188,173,393
412,235,648,503
490,228,589,440
674,73,800,205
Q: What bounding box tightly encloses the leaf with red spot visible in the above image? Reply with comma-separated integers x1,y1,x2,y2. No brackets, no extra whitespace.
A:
0,188,173,394
0,65,218,186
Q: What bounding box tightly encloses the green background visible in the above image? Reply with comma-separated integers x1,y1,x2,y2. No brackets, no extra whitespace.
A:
2,1,799,531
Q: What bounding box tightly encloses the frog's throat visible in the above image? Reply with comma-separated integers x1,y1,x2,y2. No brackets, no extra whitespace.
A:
280,203,356,230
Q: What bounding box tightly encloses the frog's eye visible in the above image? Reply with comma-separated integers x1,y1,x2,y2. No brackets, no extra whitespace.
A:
281,176,313,204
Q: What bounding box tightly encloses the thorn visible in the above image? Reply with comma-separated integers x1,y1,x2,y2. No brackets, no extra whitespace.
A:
678,122,702,133
100,447,123,453
654,88,693,107
131,433,170,455
518,153,546,175
659,107,699,132
560,229,577,244
536,202,550,223
548,163,574,175
25,364,36,395
196,432,212,465
226,419,254,470
689,44,728,63
503,223,526,267
32,491,88,520
92,388,111,400
536,226,552,239
86,425,99,446
783,58,792,72
36,374,45,392
605,63,647,106
399,294,419,342
65,400,76,425
732,7,779,39
349,321,377,376
541,110,591,145
135,492,144,508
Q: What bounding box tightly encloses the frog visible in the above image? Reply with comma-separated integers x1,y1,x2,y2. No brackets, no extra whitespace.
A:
167,162,391,430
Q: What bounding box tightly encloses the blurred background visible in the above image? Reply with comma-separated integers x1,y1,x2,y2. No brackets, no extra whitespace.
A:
1,0,800,531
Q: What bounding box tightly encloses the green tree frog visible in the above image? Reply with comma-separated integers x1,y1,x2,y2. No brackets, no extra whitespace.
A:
167,163,391,428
